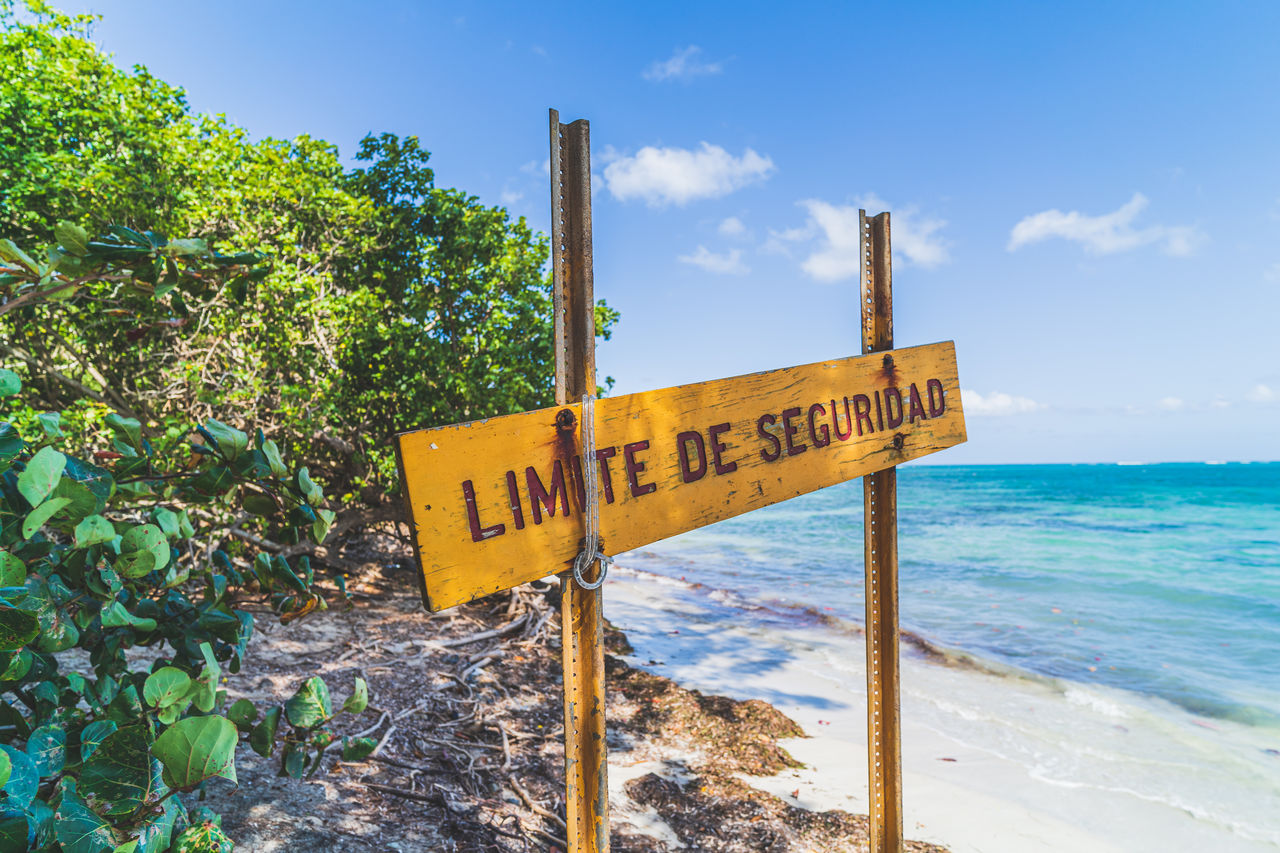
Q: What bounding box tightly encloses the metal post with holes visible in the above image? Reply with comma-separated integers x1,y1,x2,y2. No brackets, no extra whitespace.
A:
860,210,903,853
549,108,610,853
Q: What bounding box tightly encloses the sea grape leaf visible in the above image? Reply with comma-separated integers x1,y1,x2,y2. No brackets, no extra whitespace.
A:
143,667,192,708
261,438,286,477
242,493,276,517
36,412,64,438
342,677,368,714
248,707,280,757
117,524,170,577
103,414,142,452
284,676,332,728
78,720,118,762
22,497,70,539
74,515,115,548
172,822,233,853
0,606,39,651
341,736,377,762
297,467,322,504
49,476,97,524
62,455,113,511
151,715,238,789
35,608,80,652
17,446,66,506
189,643,220,713
54,779,118,853
0,745,37,807
312,508,336,545
0,649,32,681
99,601,157,633
0,424,22,465
202,420,248,461
0,806,28,852
26,724,66,776
0,552,24,587
281,742,306,779
55,221,90,256
27,797,55,850
134,794,183,853
79,725,162,816
226,699,257,732
151,507,180,539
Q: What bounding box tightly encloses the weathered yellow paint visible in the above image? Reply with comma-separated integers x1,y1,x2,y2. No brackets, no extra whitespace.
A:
396,340,966,611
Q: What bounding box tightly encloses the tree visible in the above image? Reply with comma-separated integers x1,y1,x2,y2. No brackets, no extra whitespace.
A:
0,1,617,519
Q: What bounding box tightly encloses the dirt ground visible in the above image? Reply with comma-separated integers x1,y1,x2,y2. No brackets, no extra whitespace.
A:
212,531,950,853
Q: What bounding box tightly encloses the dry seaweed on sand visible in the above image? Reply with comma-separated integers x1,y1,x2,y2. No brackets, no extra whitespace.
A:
212,527,951,852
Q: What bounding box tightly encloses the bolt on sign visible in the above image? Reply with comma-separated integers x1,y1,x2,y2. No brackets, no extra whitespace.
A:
394,110,966,853
398,343,964,611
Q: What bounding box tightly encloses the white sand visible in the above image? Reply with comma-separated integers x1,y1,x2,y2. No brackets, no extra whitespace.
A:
602,565,1280,853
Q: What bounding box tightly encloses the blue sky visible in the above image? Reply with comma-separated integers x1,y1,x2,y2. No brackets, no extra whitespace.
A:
73,1,1280,463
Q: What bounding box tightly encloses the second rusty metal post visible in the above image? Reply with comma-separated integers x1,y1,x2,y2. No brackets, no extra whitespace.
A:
550,109,610,853
860,210,904,853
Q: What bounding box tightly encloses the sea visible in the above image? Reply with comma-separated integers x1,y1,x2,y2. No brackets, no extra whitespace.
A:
614,462,1280,850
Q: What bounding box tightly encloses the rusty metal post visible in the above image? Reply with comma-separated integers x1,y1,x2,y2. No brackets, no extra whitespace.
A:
550,108,609,853
860,210,903,853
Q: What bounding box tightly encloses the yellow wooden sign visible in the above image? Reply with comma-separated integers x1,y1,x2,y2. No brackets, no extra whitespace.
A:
396,340,966,611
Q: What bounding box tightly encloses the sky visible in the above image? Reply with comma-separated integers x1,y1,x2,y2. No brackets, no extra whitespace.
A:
66,0,1280,464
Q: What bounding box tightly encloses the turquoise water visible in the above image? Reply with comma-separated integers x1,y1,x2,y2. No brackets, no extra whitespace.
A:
629,462,1280,731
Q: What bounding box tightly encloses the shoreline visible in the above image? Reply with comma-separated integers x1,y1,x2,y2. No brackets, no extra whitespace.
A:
602,560,1280,852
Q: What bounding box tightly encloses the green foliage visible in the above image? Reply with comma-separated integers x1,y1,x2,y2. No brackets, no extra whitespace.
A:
0,4,618,509
0,230,370,850
0,2,625,848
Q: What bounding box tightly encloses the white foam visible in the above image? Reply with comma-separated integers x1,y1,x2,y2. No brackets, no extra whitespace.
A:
604,565,1280,852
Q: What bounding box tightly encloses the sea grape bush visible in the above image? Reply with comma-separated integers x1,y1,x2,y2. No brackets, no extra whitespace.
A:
0,225,375,852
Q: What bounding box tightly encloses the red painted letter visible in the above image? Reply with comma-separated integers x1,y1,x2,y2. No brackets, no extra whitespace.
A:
907,383,927,423
782,407,806,456
927,378,946,417
526,460,571,524
808,403,830,448
709,422,737,475
463,480,505,541
624,441,657,497
757,414,781,461
677,431,708,483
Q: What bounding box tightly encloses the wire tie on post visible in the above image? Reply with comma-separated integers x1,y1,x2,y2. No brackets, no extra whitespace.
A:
572,393,610,591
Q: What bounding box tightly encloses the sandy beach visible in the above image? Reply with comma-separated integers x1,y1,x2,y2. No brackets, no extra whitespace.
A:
603,561,1280,853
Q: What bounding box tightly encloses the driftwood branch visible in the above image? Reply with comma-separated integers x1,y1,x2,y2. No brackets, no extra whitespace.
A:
437,613,529,648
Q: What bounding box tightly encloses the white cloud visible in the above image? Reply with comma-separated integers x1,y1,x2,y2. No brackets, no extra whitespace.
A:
771,195,949,281
1008,192,1204,256
521,158,550,177
678,245,748,275
643,46,723,82
1247,383,1277,403
603,143,774,207
961,389,1044,416
719,216,746,237
499,190,523,206
1158,396,1184,411
857,193,950,268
